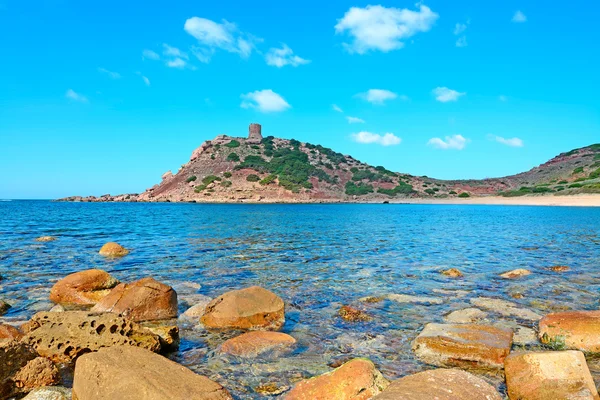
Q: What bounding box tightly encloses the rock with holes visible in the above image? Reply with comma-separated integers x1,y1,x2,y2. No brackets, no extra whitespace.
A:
413,323,513,370
285,358,389,400
91,277,178,322
13,357,60,393
220,331,296,358
50,269,119,306
98,242,129,257
20,311,161,363
72,345,233,400
372,368,502,400
1,340,39,398
201,286,285,330
0,323,22,342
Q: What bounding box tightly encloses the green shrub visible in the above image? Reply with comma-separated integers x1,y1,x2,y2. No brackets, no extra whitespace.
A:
223,171,232,178
345,182,373,196
202,175,220,185
532,187,554,193
225,140,240,148
211,154,215,160
572,167,584,174
186,176,197,183
237,155,269,172
259,174,277,185
569,183,583,188
449,190,457,195
595,154,600,161
221,180,232,187
194,184,207,193
424,188,436,195
589,168,600,179
251,145,260,150
214,144,221,151
377,182,414,196
458,192,470,198
558,180,568,184
227,152,240,162
246,174,260,182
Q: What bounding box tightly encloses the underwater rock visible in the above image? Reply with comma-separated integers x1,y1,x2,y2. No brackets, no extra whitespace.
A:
440,268,463,278
444,308,488,324
470,297,541,321
499,269,531,279
338,305,372,322
386,294,444,305
220,331,296,358
35,236,56,242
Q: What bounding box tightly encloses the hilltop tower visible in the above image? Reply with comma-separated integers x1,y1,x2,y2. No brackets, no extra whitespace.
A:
248,123,263,144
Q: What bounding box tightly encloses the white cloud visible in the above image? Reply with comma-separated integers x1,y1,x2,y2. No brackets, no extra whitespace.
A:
453,23,467,35
163,44,188,59
240,89,290,113
98,68,121,79
142,49,160,60
166,58,187,69
456,36,467,47
265,44,310,68
332,104,343,113
489,134,524,147
428,135,469,150
347,116,365,124
351,131,401,146
335,4,439,54
65,89,88,103
184,17,260,62
512,11,527,23
433,87,465,102
357,89,398,105
135,71,150,86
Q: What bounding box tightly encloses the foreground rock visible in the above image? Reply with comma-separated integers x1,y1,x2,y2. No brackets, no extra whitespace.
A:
98,242,129,257
73,346,232,399
1,340,38,398
21,311,161,362
373,368,502,400
539,310,600,351
499,268,531,279
201,286,285,330
413,323,513,370
12,357,60,393
505,351,598,399
50,269,119,306
22,386,72,400
220,331,296,358
0,323,22,342
91,277,178,322
285,358,388,400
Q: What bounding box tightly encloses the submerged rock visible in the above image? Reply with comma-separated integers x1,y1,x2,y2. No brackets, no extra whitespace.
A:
98,242,129,257
539,310,600,351
499,269,531,279
220,331,296,358
91,277,178,322
505,351,598,400
470,297,542,321
547,265,570,272
49,269,119,306
413,323,513,370
72,346,233,400
513,326,539,346
339,305,372,322
386,294,444,305
180,295,213,320
373,368,502,400
201,286,285,331
444,308,488,324
22,386,72,400
285,358,389,400
440,268,463,278
35,236,56,242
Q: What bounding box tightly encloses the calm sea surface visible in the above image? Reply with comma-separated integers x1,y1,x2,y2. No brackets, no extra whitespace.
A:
1,200,600,397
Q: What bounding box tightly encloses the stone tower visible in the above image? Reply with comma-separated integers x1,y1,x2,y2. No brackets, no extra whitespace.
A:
248,123,263,144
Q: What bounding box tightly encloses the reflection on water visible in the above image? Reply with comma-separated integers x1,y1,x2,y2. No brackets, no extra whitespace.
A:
1,201,600,398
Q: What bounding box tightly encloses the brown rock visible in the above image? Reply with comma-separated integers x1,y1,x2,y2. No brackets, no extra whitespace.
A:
285,358,389,400
0,299,10,315
13,357,60,393
548,265,570,272
49,269,119,306
201,286,285,330
91,277,178,322
1,340,38,398
35,236,56,242
441,268,463,278
72,345,232,400
141,324,179,351
0,323,22,341
98,242,129,257
499,268,531,279
372,368,502,400
220,331,296,358
505,351,599,400
413,323,513,370
339,305,372,322
21,311,161,363
539,310,600,351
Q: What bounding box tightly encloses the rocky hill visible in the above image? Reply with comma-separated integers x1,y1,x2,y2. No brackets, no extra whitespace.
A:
59,125,600,203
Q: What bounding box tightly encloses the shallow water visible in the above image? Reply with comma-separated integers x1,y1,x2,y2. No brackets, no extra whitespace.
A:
1,201,600,398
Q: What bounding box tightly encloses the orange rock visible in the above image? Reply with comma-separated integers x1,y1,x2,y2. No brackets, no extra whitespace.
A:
441,268,463,278
413,323,513,370
201,286,284,330
0,324,22,342
373,368,502,400
505,351,599,400
12,357,60,393
339,306,371,322
91,277,177,322
220,331,296,357
98,242,129,257
285,358,389,400
499,268,531,279
539,311,600,351
548,265,570,272
50,269,119,306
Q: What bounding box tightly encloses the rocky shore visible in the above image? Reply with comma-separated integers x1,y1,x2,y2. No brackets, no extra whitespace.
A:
2,241,600,399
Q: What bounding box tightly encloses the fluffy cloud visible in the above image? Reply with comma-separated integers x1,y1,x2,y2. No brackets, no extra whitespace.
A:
512,11,527,23
352,131,401,146
347,116,365,124
335,4,438,54
142,49,160,60
241,89,290,113
453,23,467,35
65,89,88,103
489,135,524,147
97,68,121,79
184,17,260,62
265,44,310,67
428,134,469,150
332,104,343,113
432,87,465,102
357,89,398,105
163,44,188,59
166,58,188,69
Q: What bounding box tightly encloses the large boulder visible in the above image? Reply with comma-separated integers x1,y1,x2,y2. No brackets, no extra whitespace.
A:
98,242,129,257
220,331,296,358
505,351,598,400
1,340,38,398
49,269,119,306
372,368,502,400
21,311,161,363
91,277,178,322
201,286,285,330
539,311,600,351
285,358,389,400
72,345,232,400
413,323,513,370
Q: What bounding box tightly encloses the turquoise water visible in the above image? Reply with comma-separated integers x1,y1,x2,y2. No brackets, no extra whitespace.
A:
1,201,600,397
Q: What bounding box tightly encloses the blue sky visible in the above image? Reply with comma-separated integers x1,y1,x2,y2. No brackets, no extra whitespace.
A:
0,0,598,199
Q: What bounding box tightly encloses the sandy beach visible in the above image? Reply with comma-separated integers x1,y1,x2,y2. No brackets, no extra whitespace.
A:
394,194,600,207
